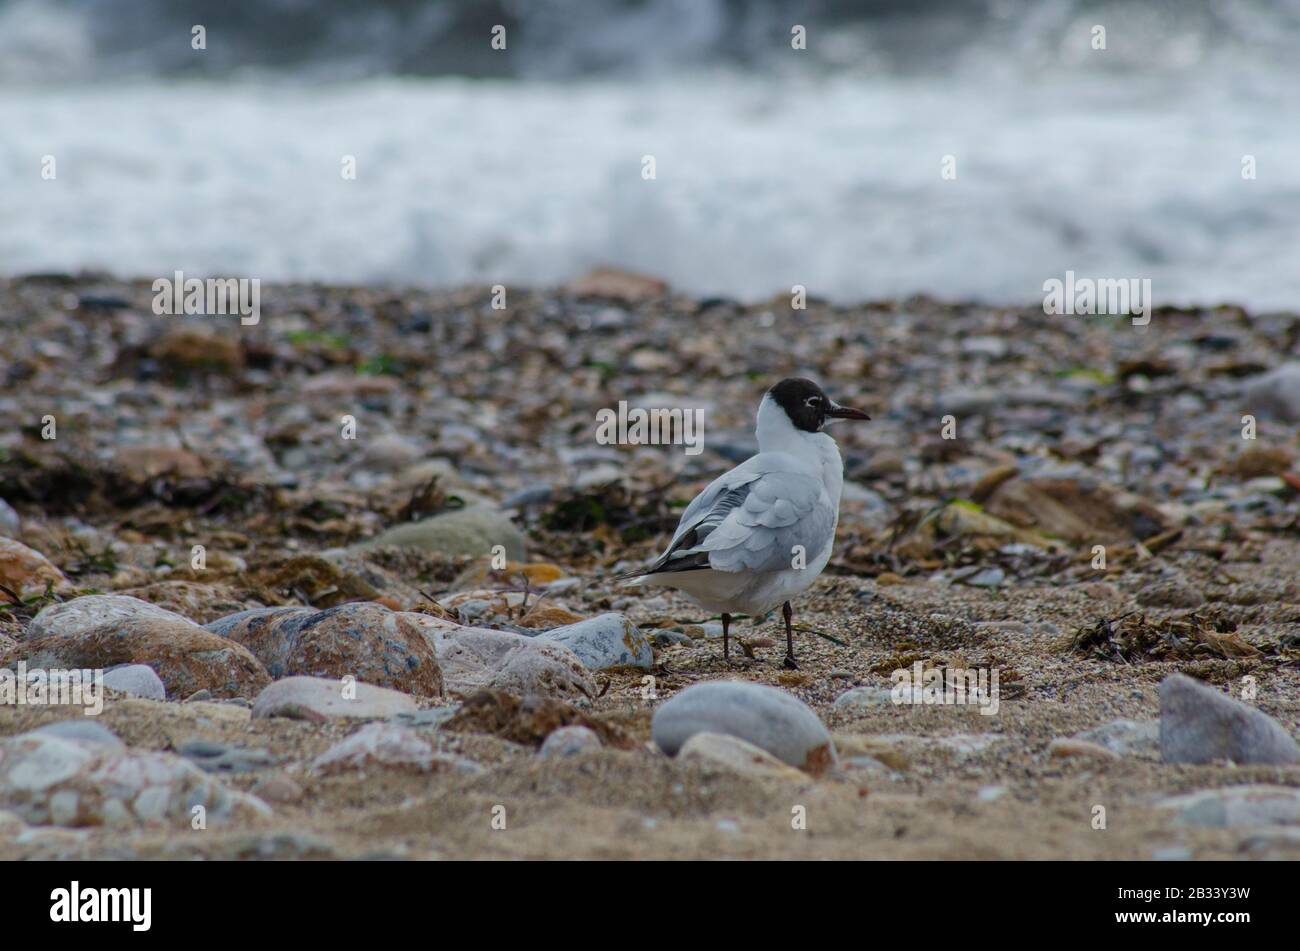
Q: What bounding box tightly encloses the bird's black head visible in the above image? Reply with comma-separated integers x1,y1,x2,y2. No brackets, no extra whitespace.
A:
768,377,870,433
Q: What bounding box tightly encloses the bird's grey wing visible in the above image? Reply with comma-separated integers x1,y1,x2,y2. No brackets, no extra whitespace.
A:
643,466,832,575
638,463,767,574
667,461,765,547
692,470,833,573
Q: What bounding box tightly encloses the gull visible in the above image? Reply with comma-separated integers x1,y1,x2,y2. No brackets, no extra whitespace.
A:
627,378,869,668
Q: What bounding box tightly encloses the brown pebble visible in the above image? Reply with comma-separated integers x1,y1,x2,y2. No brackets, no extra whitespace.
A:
251,773,305,804
1048,738,1119,761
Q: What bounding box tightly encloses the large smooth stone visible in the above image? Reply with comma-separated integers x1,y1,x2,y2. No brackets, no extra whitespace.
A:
652,681,837,775
26,594,188,641
205,603,443,697
0,538,70,599
251,676,417,721
6,617,269,700
102,664,167,701
1159,673,1299,765
426,625,593,700
534,613,653,670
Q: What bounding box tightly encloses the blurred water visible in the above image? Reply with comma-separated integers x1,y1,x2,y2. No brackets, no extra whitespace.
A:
2,0,1298,306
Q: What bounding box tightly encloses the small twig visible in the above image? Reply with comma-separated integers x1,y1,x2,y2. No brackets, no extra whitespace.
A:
793,625,850,648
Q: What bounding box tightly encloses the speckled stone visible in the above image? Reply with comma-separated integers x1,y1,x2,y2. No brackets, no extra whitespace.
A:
534,613,653,669
0,731,270,828
0,538,70,599
205,603,443,697
26,595,192,640
6,616,269,700
426,625,593,700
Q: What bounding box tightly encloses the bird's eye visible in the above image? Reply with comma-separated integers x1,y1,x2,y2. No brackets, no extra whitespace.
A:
805,396,822,407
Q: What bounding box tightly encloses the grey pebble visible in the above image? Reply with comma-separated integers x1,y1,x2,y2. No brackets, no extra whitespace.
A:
177,740,276,774
30,720,125,750
653,681,836,774
535,613,654,669
102,664,167,701
1160,674,1299,765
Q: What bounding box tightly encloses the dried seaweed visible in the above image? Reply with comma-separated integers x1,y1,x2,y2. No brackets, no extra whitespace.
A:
1071,610,1265,663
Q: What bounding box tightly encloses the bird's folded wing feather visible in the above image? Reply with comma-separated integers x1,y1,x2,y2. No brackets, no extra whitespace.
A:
646,455,831,575
667,458,765,548
693,469,833,572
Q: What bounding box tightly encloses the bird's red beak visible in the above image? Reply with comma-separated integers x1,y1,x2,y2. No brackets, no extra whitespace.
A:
827,401,870,421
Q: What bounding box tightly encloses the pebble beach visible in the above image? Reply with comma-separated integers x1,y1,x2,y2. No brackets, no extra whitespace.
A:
1,272,1299,859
